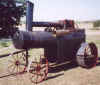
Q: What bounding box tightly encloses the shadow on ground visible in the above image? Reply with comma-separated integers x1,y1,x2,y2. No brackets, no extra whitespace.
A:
46,73,64,81
48,60,78,73
44,60,78,81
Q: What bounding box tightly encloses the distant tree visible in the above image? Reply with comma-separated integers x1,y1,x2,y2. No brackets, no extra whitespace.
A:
93,20,100,27
0,0,26,38
0,42,8,47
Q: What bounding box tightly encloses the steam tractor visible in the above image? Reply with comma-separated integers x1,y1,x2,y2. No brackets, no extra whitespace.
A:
4,0,98,84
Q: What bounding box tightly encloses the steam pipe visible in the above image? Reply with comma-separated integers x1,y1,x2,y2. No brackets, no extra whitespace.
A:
32,22,63,27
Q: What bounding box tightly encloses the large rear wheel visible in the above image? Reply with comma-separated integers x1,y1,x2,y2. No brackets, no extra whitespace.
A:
76,42,98,68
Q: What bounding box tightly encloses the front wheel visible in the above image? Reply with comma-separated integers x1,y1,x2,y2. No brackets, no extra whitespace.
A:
8,51,27,75
28,55,49,84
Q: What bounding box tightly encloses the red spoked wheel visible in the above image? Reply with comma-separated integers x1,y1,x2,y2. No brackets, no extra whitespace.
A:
8,51,27,75
29,55,48,84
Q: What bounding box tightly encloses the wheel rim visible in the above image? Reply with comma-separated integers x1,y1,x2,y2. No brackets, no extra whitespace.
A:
29,56,48,84
8,52,27,75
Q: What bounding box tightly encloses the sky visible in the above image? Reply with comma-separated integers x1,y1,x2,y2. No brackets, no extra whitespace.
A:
32,0,100,21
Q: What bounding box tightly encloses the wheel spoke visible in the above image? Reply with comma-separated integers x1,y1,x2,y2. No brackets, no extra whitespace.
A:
8,65,16,73
18,66,22,72
36,74,38,83
17,53,19,60
8,60,14,63
12,65,16,73
12,54,17,61
8,64,14,69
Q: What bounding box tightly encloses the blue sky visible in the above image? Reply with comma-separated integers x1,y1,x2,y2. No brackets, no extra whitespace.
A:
33,0,100,21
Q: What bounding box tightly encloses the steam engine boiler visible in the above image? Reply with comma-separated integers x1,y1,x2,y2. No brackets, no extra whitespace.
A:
12,0,98,69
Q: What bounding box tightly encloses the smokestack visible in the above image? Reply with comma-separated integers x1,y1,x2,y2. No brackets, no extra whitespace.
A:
26,0,34,31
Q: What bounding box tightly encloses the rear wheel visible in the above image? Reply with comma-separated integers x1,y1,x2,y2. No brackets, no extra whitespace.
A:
76,42,98,68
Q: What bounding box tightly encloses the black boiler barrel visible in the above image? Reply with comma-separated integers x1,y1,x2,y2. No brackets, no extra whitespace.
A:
12,31,57,49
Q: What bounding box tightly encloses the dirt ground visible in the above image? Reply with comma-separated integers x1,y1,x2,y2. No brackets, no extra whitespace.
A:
0,30,100,85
